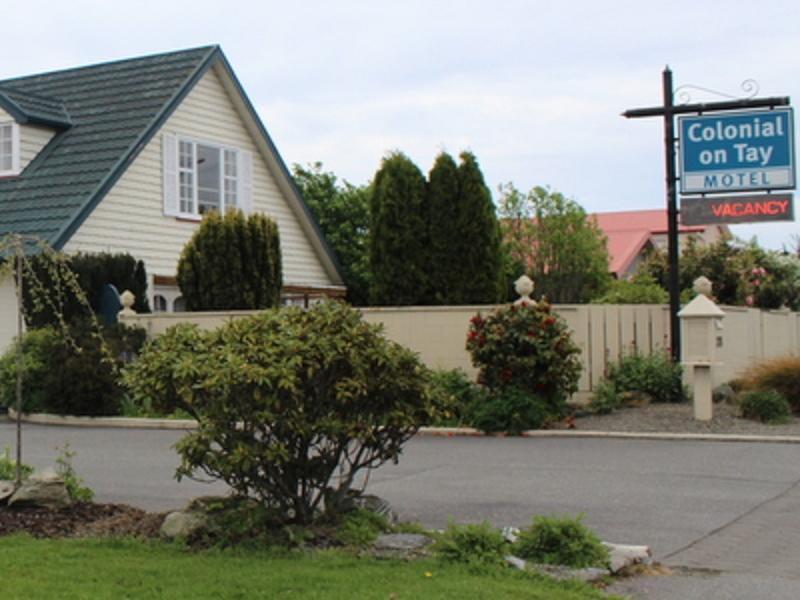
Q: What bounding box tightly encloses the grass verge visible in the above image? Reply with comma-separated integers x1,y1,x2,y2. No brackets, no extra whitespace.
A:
0,534,614,599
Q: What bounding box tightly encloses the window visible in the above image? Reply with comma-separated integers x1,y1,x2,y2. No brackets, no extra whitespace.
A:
164,133,252,219
0,122,20,176
178,139,238,215
153,294,168,313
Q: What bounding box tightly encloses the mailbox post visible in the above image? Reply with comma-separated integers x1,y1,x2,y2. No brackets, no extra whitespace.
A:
678,277,725,421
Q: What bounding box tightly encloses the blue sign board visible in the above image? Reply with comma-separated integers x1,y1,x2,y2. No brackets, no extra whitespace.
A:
679,108,795,194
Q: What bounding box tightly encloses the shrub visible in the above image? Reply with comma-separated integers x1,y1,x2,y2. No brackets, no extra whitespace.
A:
0,447,33,481
513,514,609,569
466,301,581,421
0,327,58,412
0,321,146,416
591,275,668,304
467,386,548,435
336,509,390,547
427,369,487,427
739,390,792,424
177,209,282,311
55,444,94,502
434,520,509,571
23,251,149,328
591,351,686,412
739,356,800,412
123,301,443,525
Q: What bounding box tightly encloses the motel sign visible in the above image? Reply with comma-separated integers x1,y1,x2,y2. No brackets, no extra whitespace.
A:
679,108,795,194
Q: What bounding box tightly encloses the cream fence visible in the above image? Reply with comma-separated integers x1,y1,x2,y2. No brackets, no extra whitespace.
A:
120,302,800,404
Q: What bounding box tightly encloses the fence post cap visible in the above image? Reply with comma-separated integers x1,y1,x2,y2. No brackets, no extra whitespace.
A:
693,276,713,298
119,290,137,316
514,275,535,305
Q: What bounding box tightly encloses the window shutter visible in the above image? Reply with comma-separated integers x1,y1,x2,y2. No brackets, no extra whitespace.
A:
162,133,179,216
238,150,253,214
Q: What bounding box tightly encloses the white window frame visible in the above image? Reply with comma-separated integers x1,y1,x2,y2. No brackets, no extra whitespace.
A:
0,121,21,177
176,135,239,218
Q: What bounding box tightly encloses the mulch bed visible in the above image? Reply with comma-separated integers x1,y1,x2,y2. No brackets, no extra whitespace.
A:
0,503,165,539
569,401,800,437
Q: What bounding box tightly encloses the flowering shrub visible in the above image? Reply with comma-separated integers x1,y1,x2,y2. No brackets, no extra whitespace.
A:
466,300,581,421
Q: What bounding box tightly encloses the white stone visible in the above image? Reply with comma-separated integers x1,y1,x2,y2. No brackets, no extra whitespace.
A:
603,542,652,573
160,510,207,539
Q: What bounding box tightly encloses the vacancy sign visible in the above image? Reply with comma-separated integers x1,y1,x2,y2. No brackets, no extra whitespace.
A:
679,108,795,194
681,193,794,225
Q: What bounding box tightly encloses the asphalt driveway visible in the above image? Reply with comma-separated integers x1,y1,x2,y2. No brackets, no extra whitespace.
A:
3,421,800,597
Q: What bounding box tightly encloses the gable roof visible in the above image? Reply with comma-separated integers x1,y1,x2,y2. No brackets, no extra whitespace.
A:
591,208,711,277
0,46,343,284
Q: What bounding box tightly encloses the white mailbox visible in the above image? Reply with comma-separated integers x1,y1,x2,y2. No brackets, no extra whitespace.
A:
678,278,725,364
678,277,725,421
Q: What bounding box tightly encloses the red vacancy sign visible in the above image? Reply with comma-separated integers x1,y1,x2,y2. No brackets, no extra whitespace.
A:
680,194,794,225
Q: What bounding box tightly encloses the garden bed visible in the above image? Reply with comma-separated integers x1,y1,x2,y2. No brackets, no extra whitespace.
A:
570,402,800,437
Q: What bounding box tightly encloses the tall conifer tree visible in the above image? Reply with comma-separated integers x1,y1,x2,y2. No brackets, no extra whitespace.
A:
427,152,461,303
369,152,430,305
426,151,503,304
455,151,504,303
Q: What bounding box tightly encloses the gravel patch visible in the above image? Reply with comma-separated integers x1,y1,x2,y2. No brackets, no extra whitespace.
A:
572,402,800,436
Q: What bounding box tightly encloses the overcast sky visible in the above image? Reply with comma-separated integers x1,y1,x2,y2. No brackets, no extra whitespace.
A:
3,0,798,248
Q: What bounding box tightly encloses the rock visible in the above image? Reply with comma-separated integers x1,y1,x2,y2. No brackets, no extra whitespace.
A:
333,492,398,524
8,471,71,510
505,555,526,570
371,533,434,559
528,563,611,583
0,481,15,505
604,542,652,573
713,384,737,404
160,510,208,540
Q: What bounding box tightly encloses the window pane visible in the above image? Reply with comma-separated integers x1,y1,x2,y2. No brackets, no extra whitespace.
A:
0,124,10,171
179,141,193,169
224,150,237,176
197,144,221,214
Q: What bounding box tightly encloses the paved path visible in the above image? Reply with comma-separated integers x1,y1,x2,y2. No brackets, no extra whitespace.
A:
2,421,800,597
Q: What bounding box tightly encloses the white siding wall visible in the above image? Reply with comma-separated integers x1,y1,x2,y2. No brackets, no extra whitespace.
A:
0,108,56,171
19,124,55,170
0,275,21,353
64,67,332,287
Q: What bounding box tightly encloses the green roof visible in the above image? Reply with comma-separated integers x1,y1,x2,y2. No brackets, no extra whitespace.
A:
0,46,218,247
0,87,71,128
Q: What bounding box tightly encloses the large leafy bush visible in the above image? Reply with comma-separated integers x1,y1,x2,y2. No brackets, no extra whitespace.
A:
123,301,442,524
466,301,581,431
177,210,282,310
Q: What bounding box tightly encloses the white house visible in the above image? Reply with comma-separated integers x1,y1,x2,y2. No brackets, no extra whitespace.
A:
0,46,345,347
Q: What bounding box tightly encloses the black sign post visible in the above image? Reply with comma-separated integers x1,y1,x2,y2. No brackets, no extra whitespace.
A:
623,68,791,363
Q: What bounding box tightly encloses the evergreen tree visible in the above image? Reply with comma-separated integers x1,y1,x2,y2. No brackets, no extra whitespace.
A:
177,210,282,310
369,152,429,305
427,151,503,304
427,152,461,303
454,151,504,303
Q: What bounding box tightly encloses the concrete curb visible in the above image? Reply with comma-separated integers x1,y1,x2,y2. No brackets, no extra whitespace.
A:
6,410,800,443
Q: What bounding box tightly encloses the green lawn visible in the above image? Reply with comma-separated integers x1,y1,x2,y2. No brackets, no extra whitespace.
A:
0,535,615,599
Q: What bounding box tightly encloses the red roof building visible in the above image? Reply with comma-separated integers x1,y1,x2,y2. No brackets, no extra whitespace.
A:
591,209,730,278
